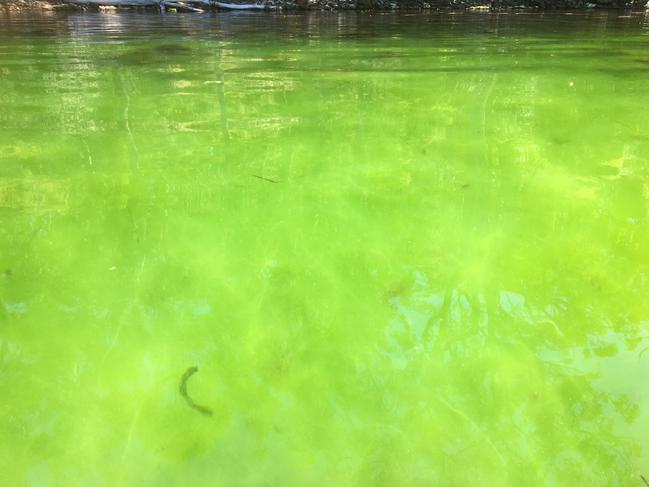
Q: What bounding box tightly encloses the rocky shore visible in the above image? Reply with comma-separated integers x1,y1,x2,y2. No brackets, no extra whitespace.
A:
2,0,647,12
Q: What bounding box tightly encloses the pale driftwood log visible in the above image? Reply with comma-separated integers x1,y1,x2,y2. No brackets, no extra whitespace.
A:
161,0,205,11
213,1,265,9
66,0,266,9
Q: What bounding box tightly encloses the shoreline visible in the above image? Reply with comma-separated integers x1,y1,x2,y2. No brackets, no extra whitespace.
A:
2,0,648,12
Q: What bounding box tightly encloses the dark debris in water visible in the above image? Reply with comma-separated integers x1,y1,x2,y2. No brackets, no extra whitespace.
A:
252,175,281,184
179,366,213,417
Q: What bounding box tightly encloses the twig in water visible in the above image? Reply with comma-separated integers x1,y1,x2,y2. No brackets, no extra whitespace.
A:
641,475,649,487
179,366,213,416
252,175,280,184
162,1,205,12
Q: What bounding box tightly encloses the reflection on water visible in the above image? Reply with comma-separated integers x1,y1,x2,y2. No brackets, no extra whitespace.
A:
380,268,648,483
1,9,649,486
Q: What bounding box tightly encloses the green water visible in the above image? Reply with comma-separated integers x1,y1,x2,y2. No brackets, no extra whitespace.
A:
1,9,649,486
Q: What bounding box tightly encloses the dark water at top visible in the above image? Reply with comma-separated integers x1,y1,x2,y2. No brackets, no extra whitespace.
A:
1,9,649,486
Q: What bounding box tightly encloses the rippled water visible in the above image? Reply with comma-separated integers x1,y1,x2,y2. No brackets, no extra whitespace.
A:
1,9,649,485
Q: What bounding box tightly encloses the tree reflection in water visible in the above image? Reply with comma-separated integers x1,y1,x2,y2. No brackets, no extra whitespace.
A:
370,267,647,484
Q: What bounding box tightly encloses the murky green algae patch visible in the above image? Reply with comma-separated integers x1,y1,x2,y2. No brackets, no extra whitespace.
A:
1,11,649,486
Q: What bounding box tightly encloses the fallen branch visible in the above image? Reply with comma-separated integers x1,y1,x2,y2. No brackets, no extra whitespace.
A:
162,0,205,11
66,0,266,8
67,0,159,5
186,0,266,9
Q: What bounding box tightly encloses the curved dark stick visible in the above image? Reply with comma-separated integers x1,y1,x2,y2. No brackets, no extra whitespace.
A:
179,366,213,416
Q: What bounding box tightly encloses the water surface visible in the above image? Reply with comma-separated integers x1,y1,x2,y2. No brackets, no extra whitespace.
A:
1,10,649,486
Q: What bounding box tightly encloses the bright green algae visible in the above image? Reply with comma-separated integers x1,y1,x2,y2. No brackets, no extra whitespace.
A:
1,11,649,486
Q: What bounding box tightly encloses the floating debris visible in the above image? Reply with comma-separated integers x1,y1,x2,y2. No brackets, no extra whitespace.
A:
252,175,280,184
179,366,213,417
